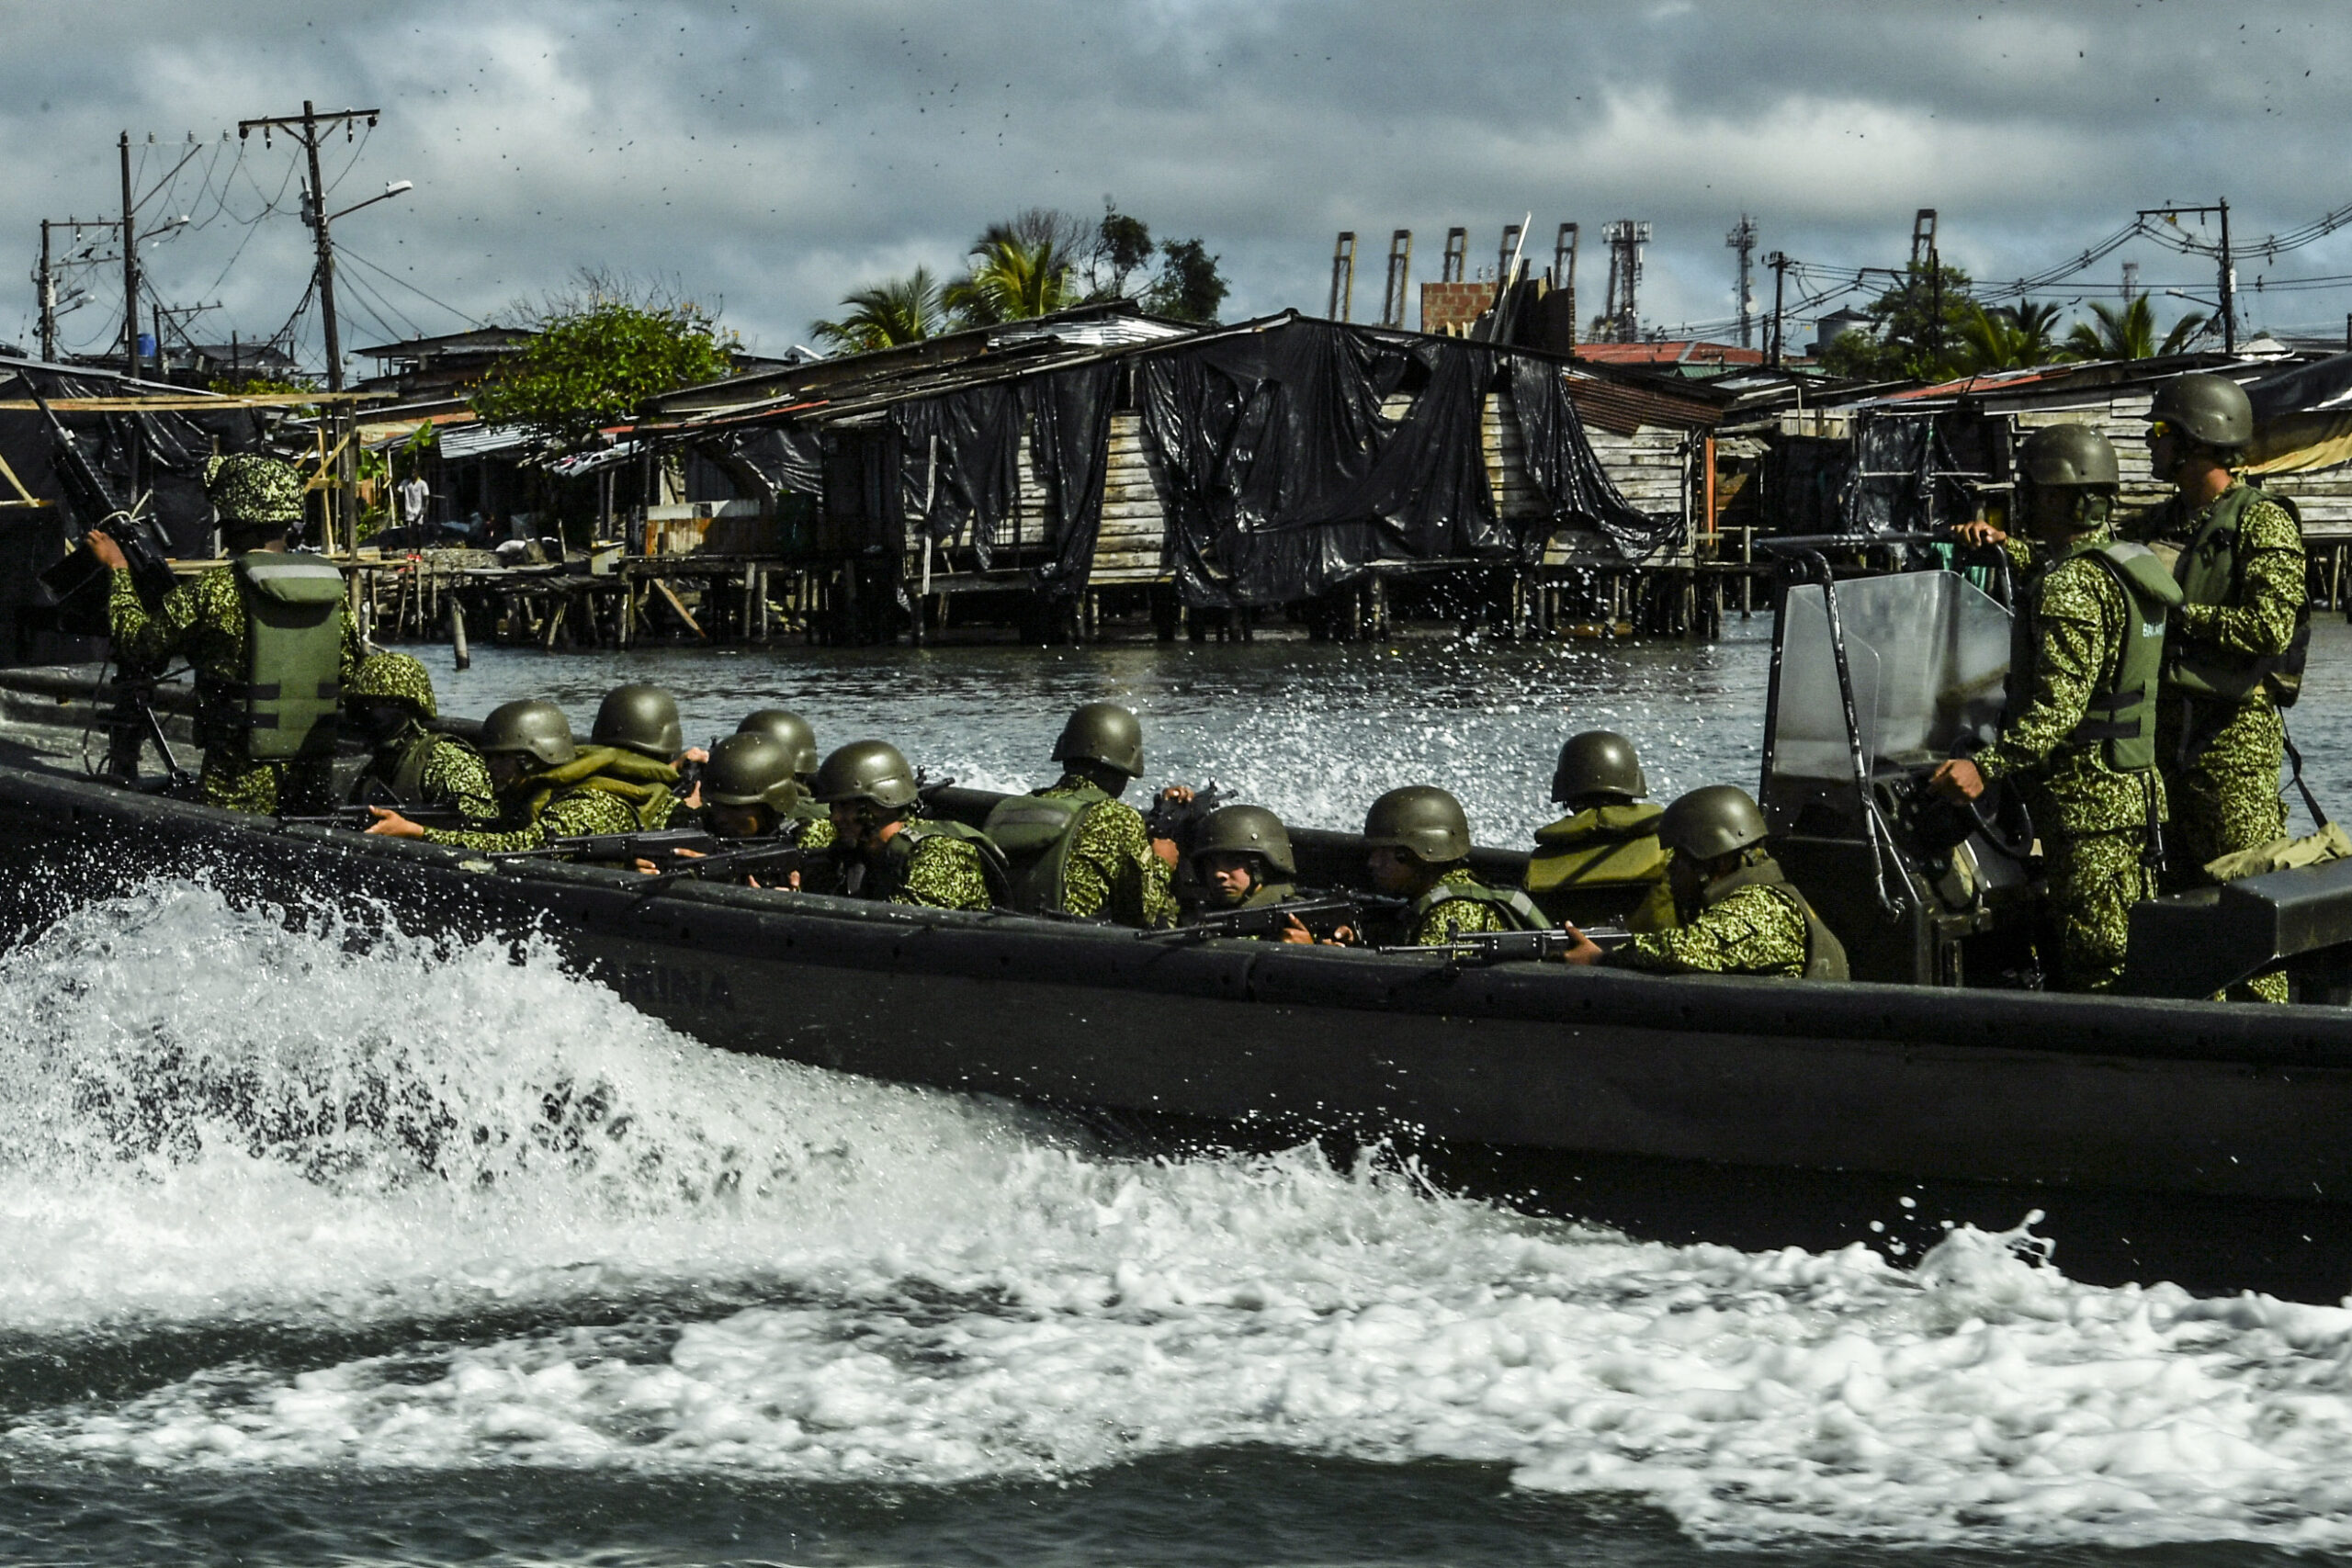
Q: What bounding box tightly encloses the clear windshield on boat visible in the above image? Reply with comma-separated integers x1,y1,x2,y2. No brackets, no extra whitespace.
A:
1769,569,2010,782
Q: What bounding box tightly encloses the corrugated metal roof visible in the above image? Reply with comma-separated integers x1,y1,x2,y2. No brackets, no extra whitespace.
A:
1561,373,1721,434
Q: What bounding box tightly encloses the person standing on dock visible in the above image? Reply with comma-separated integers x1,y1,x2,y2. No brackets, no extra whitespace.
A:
985,703,1179,928
86,454,358,815
345,652,496,823
1929,425,2181,993
1359,786,1549,945
1522,730,1677,933
1562,785,1847,979
814,740,1000,910
2125,373,2308,1002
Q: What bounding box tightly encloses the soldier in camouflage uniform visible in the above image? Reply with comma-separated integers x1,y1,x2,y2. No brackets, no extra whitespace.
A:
1564,785,1847,978
345,651,495,822
1931,425,2181,993
735,708,832,851
1358,785,1549,945
816,740,997,910
91,453,360,814
1522,730,1678,933
983,703,1178,927
2123,374,2305,1001
366,698,682,852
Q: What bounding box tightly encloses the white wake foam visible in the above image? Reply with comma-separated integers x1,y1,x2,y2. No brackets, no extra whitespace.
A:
7,880,2352,1552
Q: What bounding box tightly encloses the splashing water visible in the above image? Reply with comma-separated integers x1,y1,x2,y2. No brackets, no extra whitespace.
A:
7,880,2352,1552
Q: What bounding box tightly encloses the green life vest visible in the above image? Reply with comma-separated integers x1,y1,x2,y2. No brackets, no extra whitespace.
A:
1409,874,1550,933
522,746,681,829
349,722,439,807
2009,539,2183,774
1700,853,1850,982
982,784,1107,914
1524,802,1678,931
2162,481,2310,706
231,555,345,761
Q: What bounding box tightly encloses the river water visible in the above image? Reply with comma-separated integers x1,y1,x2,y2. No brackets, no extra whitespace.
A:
11,613,2352,1564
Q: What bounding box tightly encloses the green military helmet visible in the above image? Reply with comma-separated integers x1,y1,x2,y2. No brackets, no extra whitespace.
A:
593,682,684,760
703,733,802,813
2146,372,2255,452
1051,702,1145,779
1657,784,1769,863
2019,424,2120,491
477,699,578,768
345,650,437,720
1551,729,1647,806
1192,803,1298,878
737,708,820,778
1362,785,1472,864
203,452,304,528
813,739,921,811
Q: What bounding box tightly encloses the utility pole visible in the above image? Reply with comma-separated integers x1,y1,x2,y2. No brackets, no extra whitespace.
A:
119,133,139,381
1725,214,1758,348
2137,199,2236,355
38,220,51,363
1764,251,1791,367
237,100,381,390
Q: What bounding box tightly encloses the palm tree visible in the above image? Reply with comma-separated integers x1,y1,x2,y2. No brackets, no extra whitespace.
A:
944,236,1078,327
1957,301,2066,373
810,267,943,355
2063,295,2210,361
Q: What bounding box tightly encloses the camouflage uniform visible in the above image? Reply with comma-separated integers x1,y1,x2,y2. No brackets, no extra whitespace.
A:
1611,880,1811,977
835,825,991,911
1972,522,2162,993
106,564,361,815
2125,483,2303,1002
423,748,680,853
1407,866,1519,945
1038,775,1180,928
347,653,495,821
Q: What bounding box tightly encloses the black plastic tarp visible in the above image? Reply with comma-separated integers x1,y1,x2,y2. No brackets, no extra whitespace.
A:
893,383,1023,569
1026,363,1117,595
1137,322,1664,608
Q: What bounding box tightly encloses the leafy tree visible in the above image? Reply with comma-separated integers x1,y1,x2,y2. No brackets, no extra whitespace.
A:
1817,260,1977,382
1957,301,2067,373
811,266,944,354
471,279,734,445
1146,238,1228,324
945,235,1079,326
2063,294,2210,361
1090,202,1155,299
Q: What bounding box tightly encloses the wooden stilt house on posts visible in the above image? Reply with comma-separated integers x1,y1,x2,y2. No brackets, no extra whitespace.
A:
643,301,1708,643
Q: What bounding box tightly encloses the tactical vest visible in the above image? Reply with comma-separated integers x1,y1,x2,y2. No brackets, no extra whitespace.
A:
855,818,1010,906
982,784,1108,914
349,725,439,806
1699,854,1849,982
224,555,345,761
2162,481,2310,706
1410,874,1550,934
2007,539,2182,774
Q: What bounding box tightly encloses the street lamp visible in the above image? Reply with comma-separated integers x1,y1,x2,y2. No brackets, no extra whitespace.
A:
328,180,413,224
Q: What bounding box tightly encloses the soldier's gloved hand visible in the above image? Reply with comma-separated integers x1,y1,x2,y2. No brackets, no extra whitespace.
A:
84,529,128,570
1557,924,1608,966
1928,757,1986,802
366,807,426,838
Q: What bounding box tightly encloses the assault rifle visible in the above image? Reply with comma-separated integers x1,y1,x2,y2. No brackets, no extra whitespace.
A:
503,827,721,863
638,837,836,892
1144,780,1226,845
1146,890,1378,944
277,802,479,831
1379,925,1634,967
31,380,178,626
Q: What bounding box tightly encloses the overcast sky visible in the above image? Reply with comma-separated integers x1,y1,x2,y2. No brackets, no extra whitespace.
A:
11,0,2352,374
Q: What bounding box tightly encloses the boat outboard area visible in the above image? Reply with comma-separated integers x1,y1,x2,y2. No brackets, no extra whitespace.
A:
8,539,2352,1304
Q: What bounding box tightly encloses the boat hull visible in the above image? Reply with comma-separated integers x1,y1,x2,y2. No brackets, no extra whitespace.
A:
3,761,2349,1301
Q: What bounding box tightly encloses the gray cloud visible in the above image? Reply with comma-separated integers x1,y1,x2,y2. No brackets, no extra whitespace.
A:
7,0,2351,373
